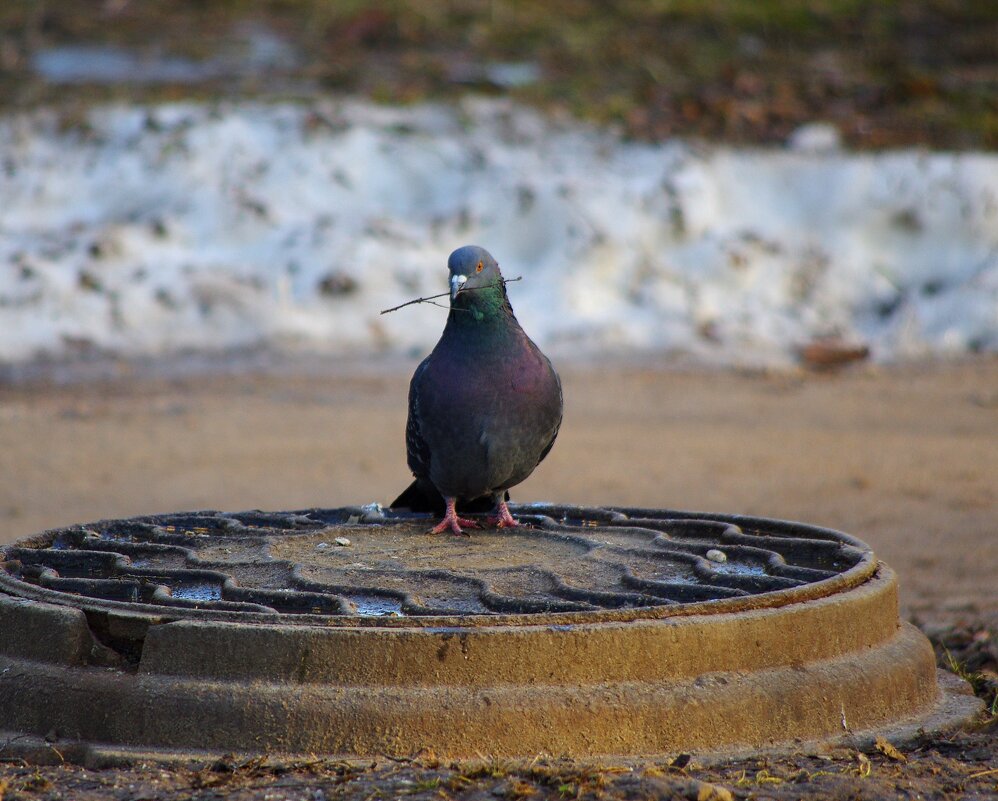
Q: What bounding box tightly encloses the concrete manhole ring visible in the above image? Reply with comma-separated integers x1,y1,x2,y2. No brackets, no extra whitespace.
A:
0,505,982,764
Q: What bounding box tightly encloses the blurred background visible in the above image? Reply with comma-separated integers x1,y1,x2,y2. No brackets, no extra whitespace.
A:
0,2,995,635
2,0,997,145
1,0,997,370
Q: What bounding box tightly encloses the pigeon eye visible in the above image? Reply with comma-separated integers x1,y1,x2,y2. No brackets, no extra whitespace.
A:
476,261,484,273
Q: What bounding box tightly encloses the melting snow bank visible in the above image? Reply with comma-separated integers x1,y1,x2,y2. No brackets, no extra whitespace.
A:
1,98,996,368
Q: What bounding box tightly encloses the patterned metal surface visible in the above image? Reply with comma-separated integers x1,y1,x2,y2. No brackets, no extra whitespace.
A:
0,505,872,623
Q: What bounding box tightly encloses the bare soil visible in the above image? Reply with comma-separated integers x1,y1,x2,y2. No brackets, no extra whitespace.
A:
0,358,995,799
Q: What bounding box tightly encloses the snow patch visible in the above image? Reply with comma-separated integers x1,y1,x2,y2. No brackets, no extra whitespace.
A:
1,98,996,367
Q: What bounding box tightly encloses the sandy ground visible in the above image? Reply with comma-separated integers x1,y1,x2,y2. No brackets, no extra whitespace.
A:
1,357,995,624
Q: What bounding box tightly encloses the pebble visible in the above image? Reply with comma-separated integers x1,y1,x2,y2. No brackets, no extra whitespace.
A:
315,542,329,550
706,549,727,563
334,536,351,547
360,502,386,523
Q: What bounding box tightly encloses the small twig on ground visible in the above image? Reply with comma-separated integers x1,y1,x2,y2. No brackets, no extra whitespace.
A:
968,767,998,780
380,277,522,314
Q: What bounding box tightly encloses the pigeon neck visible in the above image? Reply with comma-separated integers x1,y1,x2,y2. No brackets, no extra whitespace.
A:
448,279,513,328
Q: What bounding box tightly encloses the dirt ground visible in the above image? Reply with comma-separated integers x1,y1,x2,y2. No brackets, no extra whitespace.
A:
0,357,996,799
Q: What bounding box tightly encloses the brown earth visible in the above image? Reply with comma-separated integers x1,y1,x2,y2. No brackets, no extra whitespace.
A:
0,358,995,799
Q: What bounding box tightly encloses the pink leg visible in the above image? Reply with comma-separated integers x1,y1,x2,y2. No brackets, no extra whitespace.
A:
429,497,479,536
489,498,519,529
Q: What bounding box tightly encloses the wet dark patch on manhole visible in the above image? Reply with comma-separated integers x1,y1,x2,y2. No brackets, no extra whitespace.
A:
0,505,982,762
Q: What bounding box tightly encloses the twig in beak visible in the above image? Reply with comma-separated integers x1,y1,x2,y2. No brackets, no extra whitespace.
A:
380,277,522,315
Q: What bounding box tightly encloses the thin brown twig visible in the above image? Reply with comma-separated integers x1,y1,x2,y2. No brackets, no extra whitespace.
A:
380,290,450,314
380,277,522,315
968,767,998,780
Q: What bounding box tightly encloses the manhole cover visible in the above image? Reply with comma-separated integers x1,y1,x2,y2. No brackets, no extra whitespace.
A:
0,505,981,764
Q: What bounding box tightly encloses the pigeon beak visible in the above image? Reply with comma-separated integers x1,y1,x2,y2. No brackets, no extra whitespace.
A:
450,274,468,301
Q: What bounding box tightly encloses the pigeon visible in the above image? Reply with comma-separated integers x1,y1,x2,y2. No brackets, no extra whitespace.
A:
391,245,563,535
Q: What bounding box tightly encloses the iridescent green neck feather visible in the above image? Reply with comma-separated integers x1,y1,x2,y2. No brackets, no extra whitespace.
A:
449,278,513,327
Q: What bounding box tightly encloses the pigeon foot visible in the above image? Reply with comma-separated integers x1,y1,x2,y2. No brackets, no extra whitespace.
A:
429,498,479,536
489,499,519,529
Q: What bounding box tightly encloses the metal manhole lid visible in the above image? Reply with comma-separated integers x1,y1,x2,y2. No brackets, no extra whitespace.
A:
0,504,980,762
0,504,874,626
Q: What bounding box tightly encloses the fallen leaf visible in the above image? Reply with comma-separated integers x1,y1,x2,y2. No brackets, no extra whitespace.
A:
875,737,907,762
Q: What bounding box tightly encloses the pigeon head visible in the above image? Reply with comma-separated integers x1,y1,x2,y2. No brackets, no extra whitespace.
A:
447,245,502,302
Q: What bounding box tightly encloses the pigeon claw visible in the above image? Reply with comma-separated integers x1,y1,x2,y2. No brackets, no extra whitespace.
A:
429,498,479,536
489,499,519,529
429,516,478,536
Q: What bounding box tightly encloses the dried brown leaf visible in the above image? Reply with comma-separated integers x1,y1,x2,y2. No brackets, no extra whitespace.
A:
875,737,907,762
